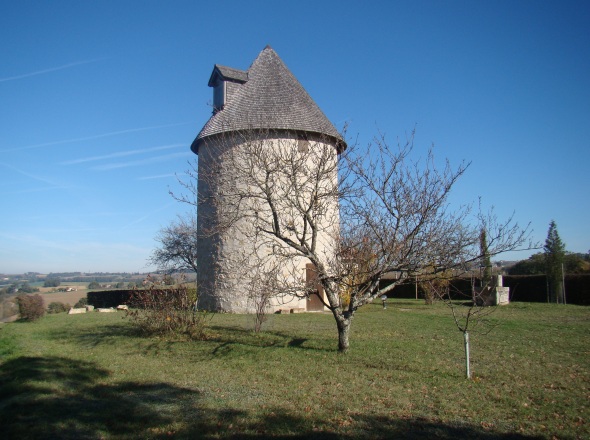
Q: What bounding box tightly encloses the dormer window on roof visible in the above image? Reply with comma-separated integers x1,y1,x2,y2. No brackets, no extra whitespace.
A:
208,65,248,113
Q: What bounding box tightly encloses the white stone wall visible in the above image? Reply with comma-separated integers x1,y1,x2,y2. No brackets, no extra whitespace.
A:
197,132,339,313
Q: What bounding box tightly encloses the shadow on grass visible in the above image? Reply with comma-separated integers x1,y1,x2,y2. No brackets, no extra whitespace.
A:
0,355,543,439
208,325,323,354
0,355,200,439
44,319,322,361
47,321,143,346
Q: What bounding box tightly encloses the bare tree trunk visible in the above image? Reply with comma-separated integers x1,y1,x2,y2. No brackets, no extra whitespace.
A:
335,316,351,353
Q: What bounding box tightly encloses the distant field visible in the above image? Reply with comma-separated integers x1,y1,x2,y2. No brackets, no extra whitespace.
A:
0,300,588,439
39,289,88,307
35,282,89,307
38,282,88,291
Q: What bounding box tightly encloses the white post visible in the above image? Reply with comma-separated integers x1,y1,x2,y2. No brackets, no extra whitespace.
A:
464,331,471,379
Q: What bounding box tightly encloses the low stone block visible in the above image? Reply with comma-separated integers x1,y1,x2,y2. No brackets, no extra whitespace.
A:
290,308,305,314
116,304,129,311
496,287,510,305
68,308,86,315
96,308,117,313
85,305,94,311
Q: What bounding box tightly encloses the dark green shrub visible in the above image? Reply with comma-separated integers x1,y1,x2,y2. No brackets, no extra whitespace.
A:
74,297,88,308
16,294,45,321
47,302,70,314
17,282,39,293
44,278,61,288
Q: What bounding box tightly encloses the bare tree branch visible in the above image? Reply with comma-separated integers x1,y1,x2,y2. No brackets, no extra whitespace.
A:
149,214,198,275
185,125,532,352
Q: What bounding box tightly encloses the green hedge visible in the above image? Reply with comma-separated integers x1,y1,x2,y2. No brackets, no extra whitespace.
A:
380,278,474,300
381,275,589,305
87,290,132,308
504,274,590,305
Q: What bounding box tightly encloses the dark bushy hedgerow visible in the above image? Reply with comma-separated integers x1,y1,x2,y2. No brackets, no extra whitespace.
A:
74,297,88,308
564,274,590,305
381,275,589,305
47,302,70,314
503,274,590,305
16,294,45,321
380,277,475,301
91,275,588,308
502,275,547,303
126,279,206,339
87,290,132,308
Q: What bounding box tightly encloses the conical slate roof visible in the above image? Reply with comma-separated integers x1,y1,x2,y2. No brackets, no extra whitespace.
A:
192,46,345,153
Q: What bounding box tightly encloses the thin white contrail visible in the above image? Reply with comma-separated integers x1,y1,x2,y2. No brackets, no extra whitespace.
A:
121,202,176,230
137,173,176,181
0,163,64,187
93,152,190,170
0,164,70,195
62,144,184,165
0,58,106,83
1,122,192,153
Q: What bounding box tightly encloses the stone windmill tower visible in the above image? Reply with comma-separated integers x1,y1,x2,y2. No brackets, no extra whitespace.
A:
191,46,345,313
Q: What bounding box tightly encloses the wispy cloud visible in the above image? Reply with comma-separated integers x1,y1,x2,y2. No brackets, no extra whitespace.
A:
121,202,176,230
0,163,67,189
0,58,107,83
1,186,69,195
93,152,191,171
0,232,75,253
62,144,184,165
0,122,192,153
0,231,149,254
137,173,177,181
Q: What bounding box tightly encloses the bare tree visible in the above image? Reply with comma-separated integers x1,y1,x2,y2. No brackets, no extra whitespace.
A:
423,275,499,379
247,259,283,333
332,132,530,351
149,214,198,276
180,127,531,352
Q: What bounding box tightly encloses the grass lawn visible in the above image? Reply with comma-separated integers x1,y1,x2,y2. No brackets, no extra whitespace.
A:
0,300,588,439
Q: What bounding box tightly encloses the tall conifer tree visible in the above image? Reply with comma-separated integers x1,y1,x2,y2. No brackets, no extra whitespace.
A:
544,220,566,303
480,229,492,286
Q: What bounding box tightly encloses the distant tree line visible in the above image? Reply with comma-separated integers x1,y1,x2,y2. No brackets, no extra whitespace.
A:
88,281,132,290
64,275,140,283
508,252,590,275
43,278,61,288
0,282,40,297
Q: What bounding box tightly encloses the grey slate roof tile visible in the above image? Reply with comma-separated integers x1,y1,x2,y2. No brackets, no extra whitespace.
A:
192,46,345,153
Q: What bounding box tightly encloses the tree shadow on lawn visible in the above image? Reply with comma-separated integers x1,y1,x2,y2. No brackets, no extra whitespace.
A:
0,355,201,439
0,355,544,439
47,321,144,346
208,325,323,354
47,322,190,357
167,408,545,440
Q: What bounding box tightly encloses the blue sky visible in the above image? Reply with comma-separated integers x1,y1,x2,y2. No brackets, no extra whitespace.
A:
1,0,588,273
